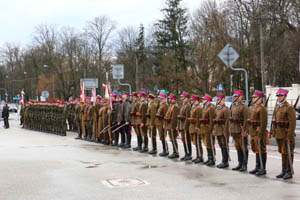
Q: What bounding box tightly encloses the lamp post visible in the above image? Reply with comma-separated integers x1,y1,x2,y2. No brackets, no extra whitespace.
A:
43,64,55,99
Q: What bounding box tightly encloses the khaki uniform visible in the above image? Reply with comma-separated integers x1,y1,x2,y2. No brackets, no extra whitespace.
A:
229,102,249,150
155,103,169,140
248,104,268,154
146,102,157,137
188,104,203,157
131,101,140,136
199,103,215,149
136,100,148,137
165,103,179,141
272,102,296,153
178,102,191,141
213,105,230,148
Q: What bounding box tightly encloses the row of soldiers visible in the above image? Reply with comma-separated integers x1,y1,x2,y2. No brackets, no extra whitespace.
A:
20,101,67,136
66,88,296,180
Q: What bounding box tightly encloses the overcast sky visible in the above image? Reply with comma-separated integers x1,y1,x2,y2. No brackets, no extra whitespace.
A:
0,0,206,46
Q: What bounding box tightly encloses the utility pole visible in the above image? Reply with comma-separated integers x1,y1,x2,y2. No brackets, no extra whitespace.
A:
135,55,140,91
260,22,265,96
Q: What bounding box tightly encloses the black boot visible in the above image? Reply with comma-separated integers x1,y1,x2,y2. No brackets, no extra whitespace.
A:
276,154,287,178
159,140,169,157
149,138,157,155
185,135,192,161
240,150,248,172
118,132,126,148
124,133,131,148
180,142,188,161
283,170,293,180
232,150,243,171
193,138,203,163
283,154,293,180
112,132,119,146
168,141,179,159
256,153,267,176
206,149,215,166
133,135,142,151
75,132,82,139
203,148,210,165
217,148,229,169
249,154,260,174
140,137,149,153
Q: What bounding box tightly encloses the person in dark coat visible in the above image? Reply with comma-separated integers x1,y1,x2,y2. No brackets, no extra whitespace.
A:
2,102,9,128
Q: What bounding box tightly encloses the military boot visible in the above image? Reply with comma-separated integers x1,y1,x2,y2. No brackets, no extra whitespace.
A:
168,140,179,159
124,133,131,148
249,154,260,174
118,132,126,148
140,136,149,153
133,135,142,151
159,140,169,157
112,132,119,146
217,148,229,169
180,142,188,161
193,139,203,163
240,150,248,171
256,153,267,176
149,137,157,155
283,154,293,180
203,149,210,165
184,136,192,161
276,154,286,178
75,132,82,140
206,149,215,166
232,150,243,171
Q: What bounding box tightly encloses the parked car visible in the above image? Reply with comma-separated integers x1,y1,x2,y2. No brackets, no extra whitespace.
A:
8,103,18,113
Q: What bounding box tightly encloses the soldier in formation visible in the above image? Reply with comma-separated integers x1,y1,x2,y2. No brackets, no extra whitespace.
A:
270,88,296,180
21,86,297,180
22,100,67,136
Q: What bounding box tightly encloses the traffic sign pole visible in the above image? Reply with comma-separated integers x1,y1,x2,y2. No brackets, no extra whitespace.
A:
112,64,132,94
218,44,249,104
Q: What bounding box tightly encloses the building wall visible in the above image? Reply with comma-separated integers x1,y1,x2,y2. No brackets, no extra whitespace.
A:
265,84,300,112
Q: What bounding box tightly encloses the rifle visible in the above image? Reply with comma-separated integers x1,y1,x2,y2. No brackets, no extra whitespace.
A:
286,95,299,175
257,138,264,171
293,95,300,109
264,93,271,107
248,99,252,107
112,123,127,134
210,135,216,162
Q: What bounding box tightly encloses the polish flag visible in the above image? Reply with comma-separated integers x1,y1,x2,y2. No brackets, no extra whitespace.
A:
80,81,85,102
20,91,25,105
92,88,96,105
102,83,106,90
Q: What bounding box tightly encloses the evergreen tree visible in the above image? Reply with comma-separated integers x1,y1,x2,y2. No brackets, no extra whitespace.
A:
153,0,189,92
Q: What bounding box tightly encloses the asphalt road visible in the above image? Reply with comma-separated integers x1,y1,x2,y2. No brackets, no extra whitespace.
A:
0,120,300,200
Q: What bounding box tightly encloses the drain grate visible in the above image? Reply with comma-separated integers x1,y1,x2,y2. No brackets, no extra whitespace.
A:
102,177,150,188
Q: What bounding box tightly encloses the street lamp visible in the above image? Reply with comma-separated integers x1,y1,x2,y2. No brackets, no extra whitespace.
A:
43,64,55,99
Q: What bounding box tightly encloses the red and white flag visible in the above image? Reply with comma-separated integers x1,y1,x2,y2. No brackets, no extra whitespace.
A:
20,91,25,105
102,83,106,90
80,81,85,102
91,88,96,105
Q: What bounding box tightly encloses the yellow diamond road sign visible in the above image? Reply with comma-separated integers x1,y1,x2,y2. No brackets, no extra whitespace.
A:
218,44,239,68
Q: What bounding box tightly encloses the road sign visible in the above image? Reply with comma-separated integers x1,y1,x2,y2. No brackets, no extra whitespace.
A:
218,84,223,91
80,78,98,89
112,64,124,79
218,44,239,68
41,90,49,98
13,96,21,100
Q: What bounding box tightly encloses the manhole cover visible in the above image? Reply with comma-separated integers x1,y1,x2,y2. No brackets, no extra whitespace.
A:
102,177,150,188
